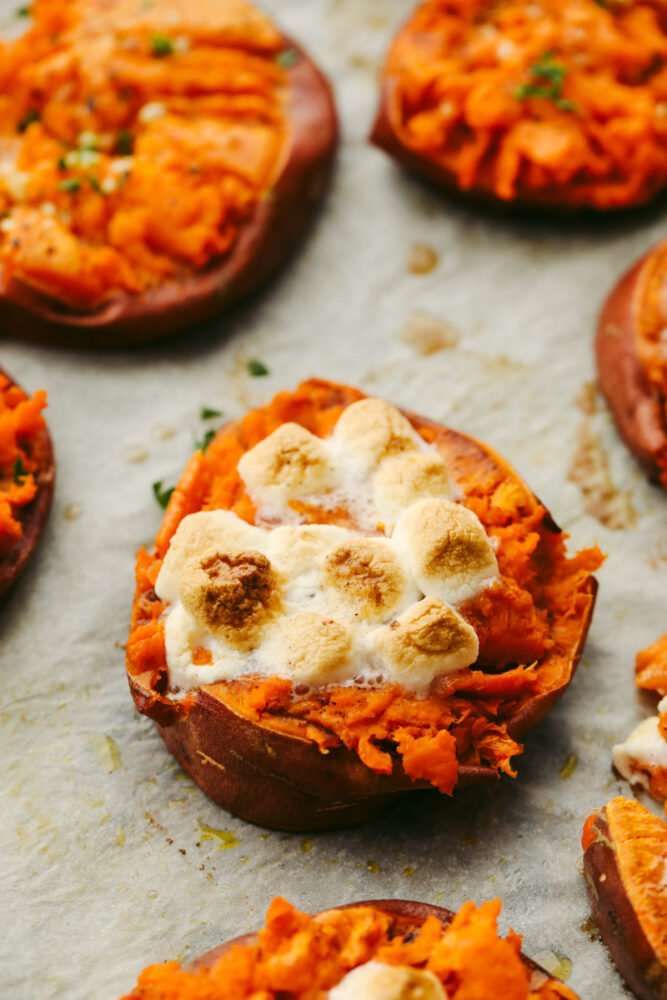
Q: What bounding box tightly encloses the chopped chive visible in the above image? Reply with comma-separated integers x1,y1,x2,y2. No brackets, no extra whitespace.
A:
13,456,28,483
195,428,216,452
515,52,575,111
276,48,299,68
246,359,269,377
87,176,103,194
59,177,81,193
200,406,222,420
150,34,174,57
17,108,39,133
152,480,175,508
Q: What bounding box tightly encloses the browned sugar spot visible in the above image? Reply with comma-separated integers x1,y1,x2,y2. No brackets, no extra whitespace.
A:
568,420,636,530
400,311,460,355
407,243,439,275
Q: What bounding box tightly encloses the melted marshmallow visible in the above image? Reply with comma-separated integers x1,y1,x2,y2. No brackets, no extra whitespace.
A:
329,962,448,1000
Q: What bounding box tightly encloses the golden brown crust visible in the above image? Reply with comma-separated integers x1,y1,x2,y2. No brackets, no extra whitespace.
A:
0,37,337,349
596,242,667,487
0,367,54,602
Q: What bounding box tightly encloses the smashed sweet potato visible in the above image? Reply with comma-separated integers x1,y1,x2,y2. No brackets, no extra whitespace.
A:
120,897,580,999
597,238,667,491
0,0,337,347
582,797,667,1000
126,379,601,830
0,367,53,600
371,0,667,211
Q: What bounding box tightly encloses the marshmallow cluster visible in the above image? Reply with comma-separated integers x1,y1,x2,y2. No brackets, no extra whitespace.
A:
612,697,667,790
156,399,498,694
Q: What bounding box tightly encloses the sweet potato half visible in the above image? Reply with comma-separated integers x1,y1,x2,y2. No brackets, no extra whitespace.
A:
126,380,601,831
122,897,580,999
371,0,667,212
0,4,337,349
0,366,54,601
582,797,667,1000
597,239,667,490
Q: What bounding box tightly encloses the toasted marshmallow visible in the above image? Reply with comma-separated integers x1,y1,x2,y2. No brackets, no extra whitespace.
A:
373,451,454,529
613,715,667,790
156,510,265,604
266,523,351,579
164,603,247,690
178,546,279,644
322,537,418,623
268,611,353,684
333,399,422,476
329,961,448,1000
237,423,337,514
372,596,478,688
393,498,497,605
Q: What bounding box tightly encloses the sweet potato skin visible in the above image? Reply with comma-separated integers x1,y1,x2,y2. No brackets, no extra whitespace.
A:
583,806,667,1000
127,401,598,832
0,39,337,350
0,367,54,602
596,244,667,486
187,898,563,991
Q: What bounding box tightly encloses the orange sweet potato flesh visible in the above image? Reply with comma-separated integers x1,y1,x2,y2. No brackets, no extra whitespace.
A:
597,239,667,491
126,379,601,831
121,898,580,999
371,0,667,213
582,797,667,1000
636,634,667,697
0,366,54,601
0,1,337,348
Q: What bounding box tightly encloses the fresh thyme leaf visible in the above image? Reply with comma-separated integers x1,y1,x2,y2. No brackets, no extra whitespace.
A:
13,456,28,483
276,48,299,68
88,176,103,194
246,359,269,377
18,108,39,133
150,34,174,57
15,5,30,16
152,480,175,508
115,129,134,155
200,406,223,419
515,52,575,111
59,177,81,193
57,155,68,171
195,428,216,452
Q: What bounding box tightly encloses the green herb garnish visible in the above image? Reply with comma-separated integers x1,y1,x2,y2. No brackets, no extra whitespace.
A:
515,52,575,111
17,109,39,133
150,34,174,57
246,360,269,377
276,48,299,68
87,176,103,194
115,129,134,155
152,480,175,508
59,177,81,193
15,5,30,16
200,406,223,419
195,429,216,452
13,456,27,483
57,155,68,171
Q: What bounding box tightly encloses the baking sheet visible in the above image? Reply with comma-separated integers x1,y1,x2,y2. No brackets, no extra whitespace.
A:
2,2,666,996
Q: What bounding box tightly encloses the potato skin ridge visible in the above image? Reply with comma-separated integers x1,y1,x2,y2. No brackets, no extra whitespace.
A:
0,38,337,350
596,242,667,488
583,799,667,1000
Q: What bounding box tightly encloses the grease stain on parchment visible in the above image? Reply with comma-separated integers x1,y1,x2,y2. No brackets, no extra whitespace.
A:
407,243,439,275
568,420,636,529
400,311,460,355
92,734,122,772
198,822,240,851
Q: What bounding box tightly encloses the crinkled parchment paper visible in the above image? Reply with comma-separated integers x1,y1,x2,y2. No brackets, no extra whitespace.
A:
2,2,666,997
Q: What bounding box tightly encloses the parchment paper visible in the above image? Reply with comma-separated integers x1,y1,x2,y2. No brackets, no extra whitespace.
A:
2,2,666,996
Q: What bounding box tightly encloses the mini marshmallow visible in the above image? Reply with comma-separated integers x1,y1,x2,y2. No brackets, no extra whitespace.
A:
269,611,353,684
156,510,265,604
266,523,351,579
393,498,497,605
238,422,338,513
322,536,418,623
373,451,454,529
613,716,667,790
329,961,448,1000
333,398,422,476
371,596,479,688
